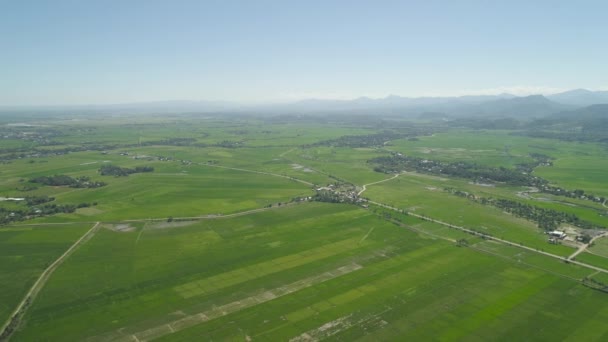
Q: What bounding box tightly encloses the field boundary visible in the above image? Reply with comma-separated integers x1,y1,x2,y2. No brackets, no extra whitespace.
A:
199,163,315,186
5,202,300,227
370,201,608,274
0,222,101,342
92,263,363,341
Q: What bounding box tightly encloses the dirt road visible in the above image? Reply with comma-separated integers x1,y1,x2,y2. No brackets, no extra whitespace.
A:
0,222,101,341
357,173,400,196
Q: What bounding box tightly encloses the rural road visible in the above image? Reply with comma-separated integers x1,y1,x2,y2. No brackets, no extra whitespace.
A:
568,232,608,261
121,202,299,223
5,160,608,339
369,201,608,274
357,173,400,196
1,222,101,341
180,163,608,275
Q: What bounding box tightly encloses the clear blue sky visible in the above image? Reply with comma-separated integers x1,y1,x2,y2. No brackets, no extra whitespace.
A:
1,0,607,105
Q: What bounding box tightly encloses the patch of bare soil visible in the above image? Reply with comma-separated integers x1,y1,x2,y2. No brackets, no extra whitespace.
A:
148,221,197,229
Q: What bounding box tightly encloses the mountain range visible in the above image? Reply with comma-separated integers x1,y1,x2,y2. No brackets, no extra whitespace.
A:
2,89,608,119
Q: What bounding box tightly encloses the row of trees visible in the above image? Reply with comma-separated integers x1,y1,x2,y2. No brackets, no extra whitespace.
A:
372,153,605,204
445,187,604,230
99,165,154,176
30,175,106,188
0,202,95,225
371,153,544,186
308,129,435,149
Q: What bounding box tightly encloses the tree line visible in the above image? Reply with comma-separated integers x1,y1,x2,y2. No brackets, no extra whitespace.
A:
445,187,604,230
99,165,154,176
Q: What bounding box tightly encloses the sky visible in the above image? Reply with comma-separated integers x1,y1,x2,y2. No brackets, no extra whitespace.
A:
1,0,607,105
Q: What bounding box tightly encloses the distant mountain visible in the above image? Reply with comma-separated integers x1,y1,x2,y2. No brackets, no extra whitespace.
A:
552,104,608,119
548,89,608,106
469,95,572,118
3,91,600,118
528,104,608,142
281,93,518,115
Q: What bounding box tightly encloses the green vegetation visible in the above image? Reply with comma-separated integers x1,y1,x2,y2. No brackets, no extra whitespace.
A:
98,164,154,177
0,224,91,326
1,113,607,341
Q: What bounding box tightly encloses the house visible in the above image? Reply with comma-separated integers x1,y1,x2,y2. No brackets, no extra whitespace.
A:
548,230,567,239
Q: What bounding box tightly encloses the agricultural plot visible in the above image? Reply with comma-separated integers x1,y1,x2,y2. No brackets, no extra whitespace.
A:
3,116,608,341
8,203,607,341
0,224,91,325
535,155,608,198
364,175,577,256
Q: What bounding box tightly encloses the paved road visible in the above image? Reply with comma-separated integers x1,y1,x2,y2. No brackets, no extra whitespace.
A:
4,161,608,340
369,201,608,274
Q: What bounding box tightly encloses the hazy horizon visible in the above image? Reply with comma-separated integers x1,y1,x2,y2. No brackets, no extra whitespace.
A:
2,0,607,106
2,87,608,109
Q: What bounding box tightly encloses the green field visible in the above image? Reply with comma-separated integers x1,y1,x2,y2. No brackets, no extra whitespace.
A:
9,204,608,341
0,224,91,325
2,115,608,341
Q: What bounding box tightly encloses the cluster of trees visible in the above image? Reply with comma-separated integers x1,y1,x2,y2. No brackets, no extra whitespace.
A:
311,183,360,204
0,202,94,225
445,187,604,230
309,131,407,148
139,137,197,146
538,186,606,204
30,175,106,188
212,140,243,148
24,195,55,206
312,190,358,204
371,153,545,186
308,131,435,148
99,165,154,176
372,153,605,205
516,153,553,173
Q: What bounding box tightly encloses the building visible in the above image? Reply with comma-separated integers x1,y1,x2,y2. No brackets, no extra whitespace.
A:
548,230,567,239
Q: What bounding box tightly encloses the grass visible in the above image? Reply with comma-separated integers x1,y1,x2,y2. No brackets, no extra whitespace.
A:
364,174,577,256
3,117,608,341
0,224,91,325
10,203,606,341
589,237,608,258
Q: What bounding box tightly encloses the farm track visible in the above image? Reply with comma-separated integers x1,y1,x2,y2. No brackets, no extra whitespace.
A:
568,232,608,261
4,203,299,227
388,218,582,282
0,222,101,342
6,161,608,276
357,173,400,196
120,203,299,223
92,263,363,342
4,163,608,341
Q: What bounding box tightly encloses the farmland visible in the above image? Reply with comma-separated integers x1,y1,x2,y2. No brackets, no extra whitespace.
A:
1,113,608,341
